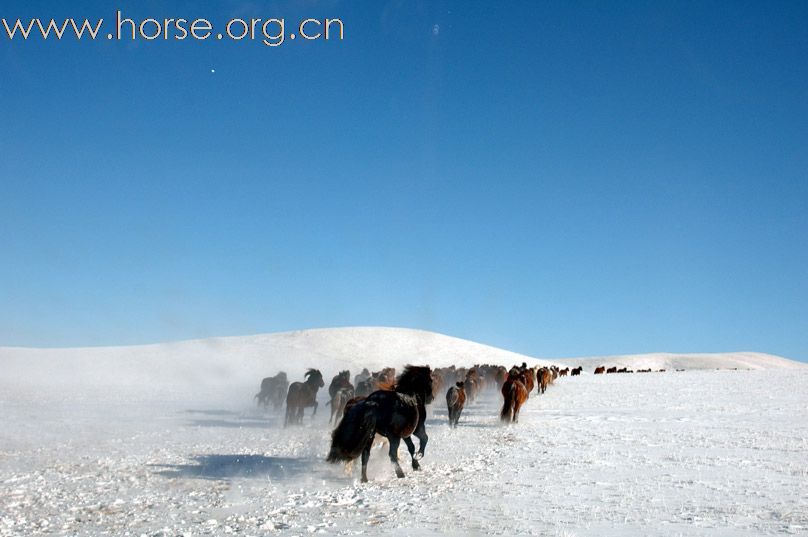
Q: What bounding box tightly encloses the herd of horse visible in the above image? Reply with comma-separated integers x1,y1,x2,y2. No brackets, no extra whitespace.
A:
253,361,626,482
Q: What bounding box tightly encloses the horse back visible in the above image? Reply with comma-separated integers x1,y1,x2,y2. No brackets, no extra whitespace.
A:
364,391,419,438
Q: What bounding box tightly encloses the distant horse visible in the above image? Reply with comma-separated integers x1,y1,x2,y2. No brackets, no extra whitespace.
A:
537,367,552,394
431,370,445,401
570,366,583,376
559,367,569,377
606,367,617,374
446,381,466,428
464,368,481,403
594,366,606,375
330,387,355,426
500,368,528,423
328,371,354,424
494,366,508,389
354,377,374,398
327,365,434,482
254,372,288,410
284,369,324,427
354,368,396,398
354,368,370,388
519,364,535,394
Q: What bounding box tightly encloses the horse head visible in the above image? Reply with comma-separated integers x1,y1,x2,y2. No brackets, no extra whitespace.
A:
305,368,325,387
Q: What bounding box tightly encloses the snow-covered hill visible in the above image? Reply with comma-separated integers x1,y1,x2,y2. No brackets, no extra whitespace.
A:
1,327,803,398
0,327,553,397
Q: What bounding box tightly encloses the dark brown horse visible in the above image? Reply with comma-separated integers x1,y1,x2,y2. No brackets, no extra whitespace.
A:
570,366,583,376
446,381,466,428
284,369,324,427
254,372,288,410
327,365,433,482
594,366,606,375
500,367,528,423
519,364,536,394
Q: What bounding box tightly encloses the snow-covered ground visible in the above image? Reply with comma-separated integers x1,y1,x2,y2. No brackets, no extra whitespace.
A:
1,328,807,536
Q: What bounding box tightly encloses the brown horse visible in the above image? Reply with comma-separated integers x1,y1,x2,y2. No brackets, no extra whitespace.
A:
330,387,354,426
594,366,606,375
500,368,528,423
328,371,353,424
570,366,583,376
446,381,466,428
519,363,536,394
255,372,289,410
327,365,433,482
284,369,324,427
536,367,552,394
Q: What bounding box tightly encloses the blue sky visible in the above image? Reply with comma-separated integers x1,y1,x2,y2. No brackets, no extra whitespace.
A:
1,1,807,360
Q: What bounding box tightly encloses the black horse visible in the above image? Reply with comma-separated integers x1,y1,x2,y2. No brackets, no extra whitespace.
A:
327,365,433,482
254,372,288,410
284,369,324,427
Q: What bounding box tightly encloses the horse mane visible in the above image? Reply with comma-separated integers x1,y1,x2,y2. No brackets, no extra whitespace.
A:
394,365,432,395
305,368,320,379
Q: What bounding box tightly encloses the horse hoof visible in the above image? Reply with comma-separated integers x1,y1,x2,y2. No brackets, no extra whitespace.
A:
396,471,405,479
412,462,421,471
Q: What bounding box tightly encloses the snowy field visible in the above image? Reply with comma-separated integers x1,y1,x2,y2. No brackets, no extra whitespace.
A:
1,329,807,536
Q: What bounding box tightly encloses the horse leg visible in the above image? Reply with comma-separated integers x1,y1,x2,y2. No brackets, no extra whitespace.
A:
408,424,428,469
360,443,371,483
284,404,291,428
388,437,406,479
312,401,318,419
403,436,420,471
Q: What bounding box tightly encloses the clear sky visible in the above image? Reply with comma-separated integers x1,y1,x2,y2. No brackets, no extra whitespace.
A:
1,1,807,360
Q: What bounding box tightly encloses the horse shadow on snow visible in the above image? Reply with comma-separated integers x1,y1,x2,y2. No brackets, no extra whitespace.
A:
152,454,321,481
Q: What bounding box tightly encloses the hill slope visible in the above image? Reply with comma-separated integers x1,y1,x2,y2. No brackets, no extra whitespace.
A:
1,327,803,396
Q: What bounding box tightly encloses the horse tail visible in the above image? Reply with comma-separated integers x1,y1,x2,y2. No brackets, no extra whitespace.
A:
327,400,377,463
500,383,515,422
